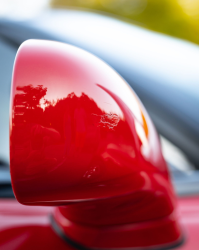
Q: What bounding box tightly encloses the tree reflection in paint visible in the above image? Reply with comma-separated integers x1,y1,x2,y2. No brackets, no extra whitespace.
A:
11,84,137,187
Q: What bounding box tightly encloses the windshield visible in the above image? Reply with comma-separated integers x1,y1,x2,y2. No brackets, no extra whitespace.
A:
0,38,17,165
0,38,17,197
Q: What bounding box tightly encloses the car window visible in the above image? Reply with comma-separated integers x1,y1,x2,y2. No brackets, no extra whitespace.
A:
160,136,199,196
0,37,17,166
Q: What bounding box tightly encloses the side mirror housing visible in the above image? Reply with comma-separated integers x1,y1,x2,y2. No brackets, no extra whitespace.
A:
10,40,182,249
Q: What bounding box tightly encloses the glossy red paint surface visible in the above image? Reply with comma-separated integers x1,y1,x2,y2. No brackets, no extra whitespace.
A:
10,40,181,249
177,197,199,250
0,197,199,250
0,199,72,250
11,39,170,203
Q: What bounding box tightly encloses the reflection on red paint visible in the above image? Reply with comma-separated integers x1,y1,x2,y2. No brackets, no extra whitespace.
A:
11,86,140,200
0,200,72,250
10,40,181,249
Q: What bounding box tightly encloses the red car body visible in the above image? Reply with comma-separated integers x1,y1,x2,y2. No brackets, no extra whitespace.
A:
0,197,198,250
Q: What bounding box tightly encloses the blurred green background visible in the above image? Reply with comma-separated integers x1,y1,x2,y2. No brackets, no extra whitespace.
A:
51,0,199,45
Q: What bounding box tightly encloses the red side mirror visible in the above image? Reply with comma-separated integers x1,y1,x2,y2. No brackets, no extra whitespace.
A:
10,40,182,249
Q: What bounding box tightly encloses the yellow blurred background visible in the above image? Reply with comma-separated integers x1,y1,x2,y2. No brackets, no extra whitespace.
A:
51,0,199,45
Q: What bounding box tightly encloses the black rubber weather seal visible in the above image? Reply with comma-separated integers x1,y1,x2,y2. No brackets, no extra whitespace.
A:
50,215,92,250
50,215,185,250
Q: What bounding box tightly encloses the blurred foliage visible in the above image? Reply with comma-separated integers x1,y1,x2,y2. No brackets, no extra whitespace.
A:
51,0,199,45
